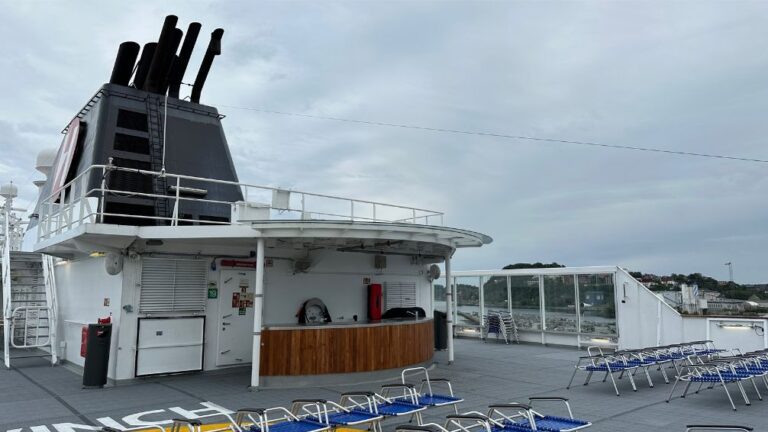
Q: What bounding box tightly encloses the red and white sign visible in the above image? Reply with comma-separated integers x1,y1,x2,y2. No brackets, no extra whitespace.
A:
220,259,257,269
50,118,82,201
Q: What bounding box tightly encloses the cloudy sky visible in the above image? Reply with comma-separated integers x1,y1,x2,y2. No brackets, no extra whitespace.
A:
1,1,767,282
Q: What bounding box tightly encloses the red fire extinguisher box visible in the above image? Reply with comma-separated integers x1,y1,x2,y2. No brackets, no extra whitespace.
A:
368,284,383,321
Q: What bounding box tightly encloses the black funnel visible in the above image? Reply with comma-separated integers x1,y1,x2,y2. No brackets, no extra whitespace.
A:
109,42,140,86
168,22,202,98
133,42,157,89
144,15,179,93
191,28,224,103
158,28,184,95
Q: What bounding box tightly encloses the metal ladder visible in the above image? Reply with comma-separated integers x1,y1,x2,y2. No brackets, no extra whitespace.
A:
2,251,58,368
146,96,170,222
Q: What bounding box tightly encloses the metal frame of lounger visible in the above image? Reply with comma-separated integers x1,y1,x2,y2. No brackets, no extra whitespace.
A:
400,367,464,414
486,400,591,432
567,346,640,396
234,407,331,432
685,426,754,431
665,361,763,411
289,399,384,432
339,390,426,425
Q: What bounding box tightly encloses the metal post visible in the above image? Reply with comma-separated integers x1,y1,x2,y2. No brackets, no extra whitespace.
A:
445,253,454,364
251,237,266,389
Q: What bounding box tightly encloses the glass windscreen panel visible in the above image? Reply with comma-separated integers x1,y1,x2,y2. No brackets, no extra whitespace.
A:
483,276,508,314
510,275,542,330
433,277,447,313
455,277,481,328
578,273,617,335
543,275,577,333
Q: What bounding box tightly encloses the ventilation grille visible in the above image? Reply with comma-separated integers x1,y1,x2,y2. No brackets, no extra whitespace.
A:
139,258,208,313
385,281,417,309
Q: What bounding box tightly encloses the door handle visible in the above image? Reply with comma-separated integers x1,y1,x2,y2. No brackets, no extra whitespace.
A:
223,314,233,319
222,322,231,326
221,350,231,354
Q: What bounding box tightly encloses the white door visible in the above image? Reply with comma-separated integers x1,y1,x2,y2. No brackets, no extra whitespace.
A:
216,269,256,366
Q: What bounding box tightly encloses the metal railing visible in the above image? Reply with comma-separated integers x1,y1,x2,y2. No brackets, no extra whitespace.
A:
38,162,444,240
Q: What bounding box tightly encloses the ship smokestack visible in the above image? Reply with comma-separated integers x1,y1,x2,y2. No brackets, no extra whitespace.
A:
133,42,157,89
144,15,179,93
109,41,140,86
167,22,202,98
191,28,224,103
158,28,184,95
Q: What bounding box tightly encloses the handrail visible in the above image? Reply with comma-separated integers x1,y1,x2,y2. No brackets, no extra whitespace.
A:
2,214,10,318
37,163,445,240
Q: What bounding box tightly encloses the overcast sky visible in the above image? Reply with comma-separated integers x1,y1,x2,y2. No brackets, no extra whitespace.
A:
1,1,767,282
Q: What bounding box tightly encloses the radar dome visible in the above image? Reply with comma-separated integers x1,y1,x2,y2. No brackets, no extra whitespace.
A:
0,182,18,199
35,148,58,177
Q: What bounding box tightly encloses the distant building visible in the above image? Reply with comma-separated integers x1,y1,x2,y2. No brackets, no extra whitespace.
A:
706,298,746,313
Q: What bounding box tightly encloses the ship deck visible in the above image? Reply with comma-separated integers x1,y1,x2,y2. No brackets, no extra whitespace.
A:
1,339,763,431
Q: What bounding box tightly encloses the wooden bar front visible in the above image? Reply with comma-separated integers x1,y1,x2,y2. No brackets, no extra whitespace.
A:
259,320,434,376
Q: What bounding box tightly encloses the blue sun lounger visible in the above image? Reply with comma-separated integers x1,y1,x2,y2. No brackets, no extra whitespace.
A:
339,390,426,424
398,367,464,413
685,426,753,432
486,398,591,432
290,399,384,432
234,407,330,432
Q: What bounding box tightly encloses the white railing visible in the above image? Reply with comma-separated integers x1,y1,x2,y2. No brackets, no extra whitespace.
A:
37,162,445,240
2,215,11,367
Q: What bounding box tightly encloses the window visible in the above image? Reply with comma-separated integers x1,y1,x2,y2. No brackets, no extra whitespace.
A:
543,275,577,333
578,273,616,335
510,275,542,330
140,258,207,312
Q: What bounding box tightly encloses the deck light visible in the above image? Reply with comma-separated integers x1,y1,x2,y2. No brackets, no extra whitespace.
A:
89,252,106,257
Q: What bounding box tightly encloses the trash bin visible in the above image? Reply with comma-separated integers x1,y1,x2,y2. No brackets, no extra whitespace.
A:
83,323,111,388
433,310,447,350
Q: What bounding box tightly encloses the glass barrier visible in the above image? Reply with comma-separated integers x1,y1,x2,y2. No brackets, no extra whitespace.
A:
455,276,481,329
510,275,542,330
483,276,508,314
578,273,616,335
543,274,577,333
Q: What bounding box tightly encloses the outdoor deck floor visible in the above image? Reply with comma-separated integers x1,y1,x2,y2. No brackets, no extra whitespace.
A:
1,339,764,431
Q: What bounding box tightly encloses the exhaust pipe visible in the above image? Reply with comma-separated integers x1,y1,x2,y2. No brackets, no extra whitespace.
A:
158,28,184,95
109,41,140,86
167,22,202,98
190,28,224,103
144,15,179,93
133,42,157,89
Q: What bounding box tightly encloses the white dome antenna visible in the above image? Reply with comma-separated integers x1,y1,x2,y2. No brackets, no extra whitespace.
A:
0,182,18,200
35,148,58,178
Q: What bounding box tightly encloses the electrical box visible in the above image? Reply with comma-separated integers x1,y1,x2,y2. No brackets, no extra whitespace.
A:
272,189,291,209
231,201,270,222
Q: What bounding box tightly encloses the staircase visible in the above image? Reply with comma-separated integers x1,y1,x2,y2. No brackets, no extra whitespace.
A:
1,250,58,368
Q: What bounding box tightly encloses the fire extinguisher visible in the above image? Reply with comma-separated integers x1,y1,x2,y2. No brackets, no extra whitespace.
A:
80,326,88,358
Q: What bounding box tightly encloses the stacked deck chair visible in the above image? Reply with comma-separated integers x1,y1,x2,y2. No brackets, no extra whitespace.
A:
393,367,464,414
667,349,768,411
339,389,426,425
234,407,330,432
290,399,384,432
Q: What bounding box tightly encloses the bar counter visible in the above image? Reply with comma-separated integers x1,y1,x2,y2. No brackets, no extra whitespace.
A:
259,318,434,376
